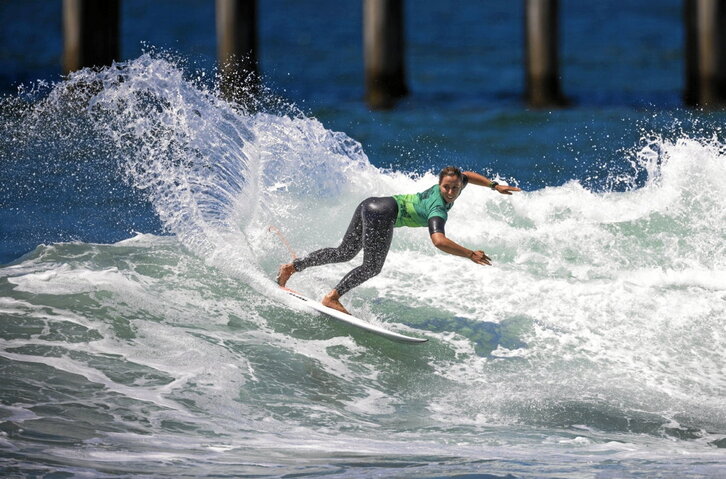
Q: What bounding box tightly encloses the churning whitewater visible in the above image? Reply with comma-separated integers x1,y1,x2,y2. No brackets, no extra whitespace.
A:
1,55,725,477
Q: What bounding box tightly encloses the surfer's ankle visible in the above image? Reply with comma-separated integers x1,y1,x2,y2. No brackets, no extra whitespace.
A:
277,263,296,287
322,290,349,315
326,300,349,315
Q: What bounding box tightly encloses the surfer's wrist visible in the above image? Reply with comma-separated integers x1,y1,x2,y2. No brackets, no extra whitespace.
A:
489,181,499,190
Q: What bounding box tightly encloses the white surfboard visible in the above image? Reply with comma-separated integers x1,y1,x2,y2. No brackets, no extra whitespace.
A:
280,287,428,344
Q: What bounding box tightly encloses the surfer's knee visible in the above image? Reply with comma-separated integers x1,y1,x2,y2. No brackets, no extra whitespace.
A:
362,253,386,277
338,246,360,262
335,233,363,261
367,263,384,277
350,264,382,287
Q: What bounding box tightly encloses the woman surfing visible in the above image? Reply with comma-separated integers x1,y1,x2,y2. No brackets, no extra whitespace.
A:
277,167,521,314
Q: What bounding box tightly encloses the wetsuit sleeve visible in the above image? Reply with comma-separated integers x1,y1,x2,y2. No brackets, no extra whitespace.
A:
428,216,446,235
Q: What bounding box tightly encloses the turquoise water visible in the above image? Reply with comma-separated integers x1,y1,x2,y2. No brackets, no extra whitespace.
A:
1,1,726,477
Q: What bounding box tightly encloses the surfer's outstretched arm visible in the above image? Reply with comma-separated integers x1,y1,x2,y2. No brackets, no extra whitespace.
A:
462,171,521,195
430,232,491,265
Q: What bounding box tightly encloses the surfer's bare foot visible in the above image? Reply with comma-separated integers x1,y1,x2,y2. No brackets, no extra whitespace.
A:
277,263,296,287
322,290,349,315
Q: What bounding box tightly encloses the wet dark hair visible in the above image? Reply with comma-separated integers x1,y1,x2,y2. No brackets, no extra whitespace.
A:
438,166,467,185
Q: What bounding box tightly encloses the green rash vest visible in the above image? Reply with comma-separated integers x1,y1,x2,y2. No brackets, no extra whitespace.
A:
393,184,453,228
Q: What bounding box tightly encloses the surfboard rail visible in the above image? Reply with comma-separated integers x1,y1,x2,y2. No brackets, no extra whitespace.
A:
280,287,428,344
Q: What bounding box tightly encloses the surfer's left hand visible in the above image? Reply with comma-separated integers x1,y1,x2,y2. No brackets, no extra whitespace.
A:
494,184,521,195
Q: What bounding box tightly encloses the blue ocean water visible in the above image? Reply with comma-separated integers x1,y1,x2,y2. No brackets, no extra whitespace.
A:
1,1,725,478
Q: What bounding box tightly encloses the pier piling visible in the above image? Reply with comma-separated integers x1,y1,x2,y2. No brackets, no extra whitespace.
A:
62,0,120,74
216,0,258,103
364,0,408,109
524,0,565,107
684,0,726,107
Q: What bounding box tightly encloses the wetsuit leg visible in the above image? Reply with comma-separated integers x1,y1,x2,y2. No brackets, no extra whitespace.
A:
292,197,398,296
334,196,398,296
292,202,365,272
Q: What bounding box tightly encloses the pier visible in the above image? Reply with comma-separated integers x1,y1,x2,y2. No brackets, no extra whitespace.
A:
364,0,408,109
62,0,120,74
684,0,726,106
524,0,566,107
59,0,726,109
216,0,258,103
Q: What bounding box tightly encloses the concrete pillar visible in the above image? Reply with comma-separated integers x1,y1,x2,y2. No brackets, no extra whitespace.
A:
684,0,726,107
524,0,566,107
63,0,120,74
364,0,408,109
216,0,258,103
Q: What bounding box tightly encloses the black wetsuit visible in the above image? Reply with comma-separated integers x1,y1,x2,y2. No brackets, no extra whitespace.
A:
292,197,398,296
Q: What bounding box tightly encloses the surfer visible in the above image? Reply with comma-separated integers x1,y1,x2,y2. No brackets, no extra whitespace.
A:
277,167,521,314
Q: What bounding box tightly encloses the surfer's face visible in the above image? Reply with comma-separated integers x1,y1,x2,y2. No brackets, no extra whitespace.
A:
439,175,464,203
